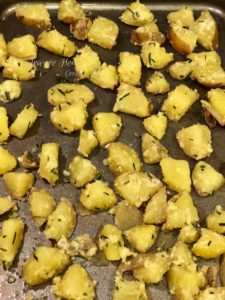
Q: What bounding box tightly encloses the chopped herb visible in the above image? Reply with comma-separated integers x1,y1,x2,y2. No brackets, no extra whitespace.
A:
116,123,121,127
18,62,21,66
127,7,139,19
58,88,66,96
33,254,38,261
173,105,176,109
132,162,136,170
0,247,6,252
115,286,119,290
147,173,153,179
100,235,108,240
27,121,31,131
118,93,129,101
103,192,110,196
148,52,155,66
66,102,72,105
57,218,61,222
123,180,130,185
200,165,206,171
5,91,11,101
2,235,6,238
217,211,222,215
51,167,58,175
12,232,17,245
58,105,62,111
152,234,155,239
189,138,194,141
210,291,214,294
87,194,90,198
92,170,104,182
28,67,34,73
208,240,212,246
83,292,88,296
219,223,225,226
62,47,65,56
26,104,32,109
0,132,1,135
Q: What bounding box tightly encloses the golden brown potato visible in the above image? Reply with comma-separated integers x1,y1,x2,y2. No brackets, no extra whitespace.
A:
142,133,168,164
90,63,118,90
167,7,194,27
131,22,165,46
70,18,92,40
168,61,193,81
77,129,98,157
118,52,142,85
3,56,36,81
7,34,38,60
146,71,170,94
0,146,17,175
0,34,7,67
0,107,10,143
0,80,22,103
58,0,85,23
143,112,167,139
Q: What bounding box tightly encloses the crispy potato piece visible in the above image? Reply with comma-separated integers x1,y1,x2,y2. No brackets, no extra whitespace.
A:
168,61,193,80
206,206,225,234
7,34,37,60
161,84,199,121
3,56,36,81
70,18,92,40
118,52,142,85
146,71,170,94
131,22,165,46
93,112,122,147
90,63,118,90
37,30,77,57
0,80,22,103
167,6,194,27
143,112,167,139
113,83,152,118
178,225,199,243
0,146,17,175
192,161,224,197
0,107,9,143
87,16,119,49
0,34,7,67
197,288,225,300
115,171,163,208
0,196,16,215
58,0,85,23
15,4,51,29
77,129,98,157
120,0,154,26
107,142,142,176
160,157,191,193
176,123,213,160
142,133,167,164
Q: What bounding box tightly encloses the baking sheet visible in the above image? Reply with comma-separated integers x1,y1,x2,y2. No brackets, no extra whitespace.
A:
0,0,225,299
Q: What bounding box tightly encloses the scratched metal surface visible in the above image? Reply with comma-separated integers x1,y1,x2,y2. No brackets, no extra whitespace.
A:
0,0,225,299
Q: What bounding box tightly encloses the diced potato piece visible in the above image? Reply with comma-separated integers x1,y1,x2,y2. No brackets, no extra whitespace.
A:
69,156,98,188
44,198,76,241
170,241,195,267
0,108,10,143
3,56,36,81
192,228,225,259
80,180,118,211
0,196,16,215
160,157,191,193
133,252,171,283
70,18,92,41
7,34,37,60
113,83,152,118
74,45,101,80
38,143,59,185
0,146,17,175
47,83,95,106
168,61,193,80
188,50,221,66
118,52,142,85
192,161,224,197
191,11,218,50
197,288,225,300
0,34,7,67
93,112,122,147
87,16,119,49
178,225,199,243
161,84,199,121
143,112,167,139
164,192,199,230
203,88,225,125
10,103,39,139
146,71,170,94
131,22,165,46
119,0,154,26
142,133,167,164
52,263,95,300
37,30,77,57
0,80,22,103
141,42,174,69
58,0,85,23
206,206,225,234
124,225,158,253
15,4,51,29
176,124,213,160
3,172,34,199
143,187,167,224
167,6,194,27
90,63,118,90
77,129,98,157
23,246,69,286
50,100,88,133
114,171,162,207
168,23,197,55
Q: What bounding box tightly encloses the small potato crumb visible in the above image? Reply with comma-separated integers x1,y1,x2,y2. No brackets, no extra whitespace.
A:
77,129,98,157
146,71,170,94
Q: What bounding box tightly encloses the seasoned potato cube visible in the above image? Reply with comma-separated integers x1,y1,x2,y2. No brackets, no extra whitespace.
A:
38,143,59,185
143,187,167,224
80,180,118,211
146,71,170,94
192,228,225,259
161,84,199,121
44,198,76,241
90,63,118,90
15,4,51,29
47,83,95,106
50,100,88,133
120,0,154,26
168,61,193,81
74,45,101,80
0,196,16,215
70,18,92,40
69,156,98,188
113,83,152,118
203,88,225,125
206,206,225,234
3,172,34,199
160,157,191,193
114,171,162,207
142,133,167,164
143,112,167,139
178,225,199,243
141,42,174,69
93,112,122,147
53,263,95,299
124,225,158,253
133,252,171,283
77,129,98,157
0,146,17,175
176,124,213,160
164,192,199,230
87,16,119,49
7,34,37,60
170,241,195,267
37,30,77,57
197,288,225,300
0,80,22,103
0,34,7,67
191,11,218,50
192,161,224,197
118,52,142,85
107,142,142,176
23,246,69,286
10,103,39,139
3,56,36,81
0,218,24,264
58,0,85,23
0,108,10,143
167,6,194,27
131,22,165,46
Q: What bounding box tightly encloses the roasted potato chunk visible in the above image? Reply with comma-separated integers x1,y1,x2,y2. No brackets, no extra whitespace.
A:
77,129,98,157
3,56,36,81
206,206,225,234
131,22,165,46
142,133,167,164
58,0,85,23
143,112,167,139
168,61,193,80
7,34,38,60
70,18,92,40
90,63,118,90
197,288,225,300
0,108,10,143
192,161,224,197
178,224,199,244
0,34,7,67
113,83,152,118
0,146,17,175
0,80,22,103
167,6,194,27
146,71,170,94
170,241,195,267
118,52,142,85
0,196,16,216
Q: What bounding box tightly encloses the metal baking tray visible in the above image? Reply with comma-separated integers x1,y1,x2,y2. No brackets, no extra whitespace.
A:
1,0,225,299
